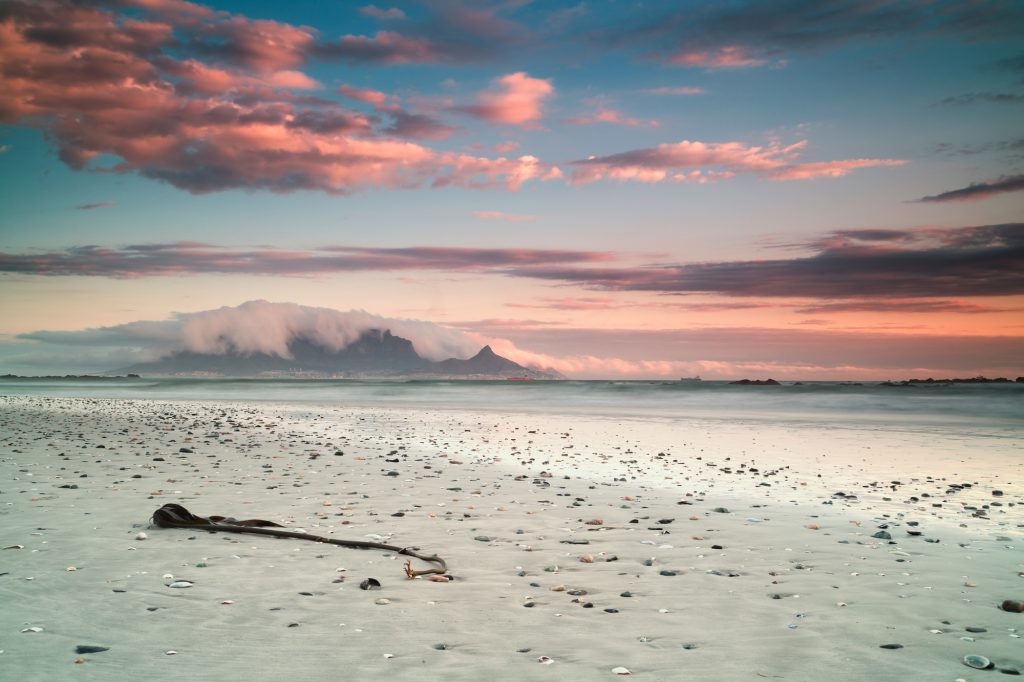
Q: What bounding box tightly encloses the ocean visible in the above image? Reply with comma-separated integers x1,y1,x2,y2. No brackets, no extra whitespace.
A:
2,377,1021,429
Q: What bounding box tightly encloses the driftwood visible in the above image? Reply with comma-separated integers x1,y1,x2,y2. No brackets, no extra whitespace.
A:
151,503,448,578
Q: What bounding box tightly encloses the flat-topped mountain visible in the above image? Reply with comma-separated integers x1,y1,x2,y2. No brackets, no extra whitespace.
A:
118,329,562,379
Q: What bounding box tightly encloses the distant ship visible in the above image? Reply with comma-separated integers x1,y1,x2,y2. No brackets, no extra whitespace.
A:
506,376,534,381
679,376,702,382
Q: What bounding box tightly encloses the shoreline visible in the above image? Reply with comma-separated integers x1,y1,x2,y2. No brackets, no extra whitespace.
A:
1,396,1021,680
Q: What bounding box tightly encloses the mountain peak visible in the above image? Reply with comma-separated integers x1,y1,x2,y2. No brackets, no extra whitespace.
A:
474,345,497,358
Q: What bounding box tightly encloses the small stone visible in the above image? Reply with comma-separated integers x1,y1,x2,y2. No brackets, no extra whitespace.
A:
75,646,109,654
359,578,381,590
538,656,553,664
584,519,603,525
620,591,633,598
135,532,147,541
165,650,178,655
612,666,632,675
1002,600,1024,613
474,536,491,542
22,627,43,633
167,581,193,588
659,570,678,577
374,598,390,605
963,654,993,669
879,643,903,649
872,531,892,540
965,626,987,633
432,643,448,650
580,555,594,563
712,507,730,513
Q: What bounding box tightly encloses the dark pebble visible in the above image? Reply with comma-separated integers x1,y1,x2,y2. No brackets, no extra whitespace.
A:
517,648,531,653
523,602,536,608
879,644,903,649
604,608,619,613
433,643,448,650
359,578,381,591
288,623,299,628
659,570,678,576
711,545,724,550
75,646,109,654
385,471,399,477
620,592,633,597
682,644,698,650
965,627,987,633
872,531,892,540
474,536,491,542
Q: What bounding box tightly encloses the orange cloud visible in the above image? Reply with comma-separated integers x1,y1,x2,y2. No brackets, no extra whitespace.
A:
457,72,554,128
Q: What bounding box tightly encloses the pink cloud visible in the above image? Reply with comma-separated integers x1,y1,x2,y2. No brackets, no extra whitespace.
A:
457,72,554,128
667,45,767,69
564,109,658,127
570,139,904,184
473,210,536,222
316,31,441,64
338,84,389,104
0,2,559,195
359,5,406,21
645,86,705,95
493,140,520,153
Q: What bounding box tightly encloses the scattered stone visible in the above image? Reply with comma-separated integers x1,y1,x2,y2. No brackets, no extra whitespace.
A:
359,578,381,591
374,598,390,605
963,654,993,669
965,627,987,633
474,536,492,542
872,531,892,540
1002,600,1024,613
74,646,109,654
611,666,632,675
879,643,903,649
167,581,193,588
712,507,730,513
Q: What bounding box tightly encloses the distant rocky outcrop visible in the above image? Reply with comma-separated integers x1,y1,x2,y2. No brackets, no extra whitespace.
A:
729,378,781,386
117,329,562,379
880,376,1018,387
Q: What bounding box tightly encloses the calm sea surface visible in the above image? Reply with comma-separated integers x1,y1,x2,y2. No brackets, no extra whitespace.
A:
2,378,1021,428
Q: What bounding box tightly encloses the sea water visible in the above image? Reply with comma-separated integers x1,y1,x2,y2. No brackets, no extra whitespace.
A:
2,378,1020,429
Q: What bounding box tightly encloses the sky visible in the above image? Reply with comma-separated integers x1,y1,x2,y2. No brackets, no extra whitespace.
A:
0,0,1022,379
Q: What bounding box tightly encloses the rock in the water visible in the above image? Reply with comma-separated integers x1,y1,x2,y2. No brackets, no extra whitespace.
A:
75,646,109,654
964,654,993,669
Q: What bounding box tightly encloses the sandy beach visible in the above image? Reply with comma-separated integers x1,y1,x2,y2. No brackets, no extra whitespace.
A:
1,395,1021,681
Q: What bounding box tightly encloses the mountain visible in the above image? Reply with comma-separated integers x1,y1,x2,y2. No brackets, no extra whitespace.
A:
118,329,562,379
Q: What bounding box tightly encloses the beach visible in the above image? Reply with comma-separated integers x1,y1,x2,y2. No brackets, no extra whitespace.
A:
1,392,1021,681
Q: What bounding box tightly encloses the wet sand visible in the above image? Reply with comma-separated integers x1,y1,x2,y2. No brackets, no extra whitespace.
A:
1,396,1021,681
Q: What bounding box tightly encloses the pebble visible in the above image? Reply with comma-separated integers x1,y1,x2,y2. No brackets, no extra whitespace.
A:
374,598,390,605
878,643,903,649
872,531,892,540
21,627,43,633
474,536,491,542
963,654,992,669
538,656,553,664
75,646,109,654
965,626,987,633
432,643,448,650
167,581,193,588
136,532,147,540
1002,600,1024,613
359,578,381,590
611,666,632,675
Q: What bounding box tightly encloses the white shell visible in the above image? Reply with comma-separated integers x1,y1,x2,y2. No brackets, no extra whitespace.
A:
612,667,632,675
168,580,193,588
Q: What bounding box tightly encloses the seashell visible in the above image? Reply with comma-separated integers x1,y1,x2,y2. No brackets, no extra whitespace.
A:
3,544,24,550
963,654,992,669
537,656,554,664
66,566,77,572
22,627,43,633
612,667,632,675
374,598,390,605
383,654,394,659
428,575,450,583
167,581,193,588
165,651,177,655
